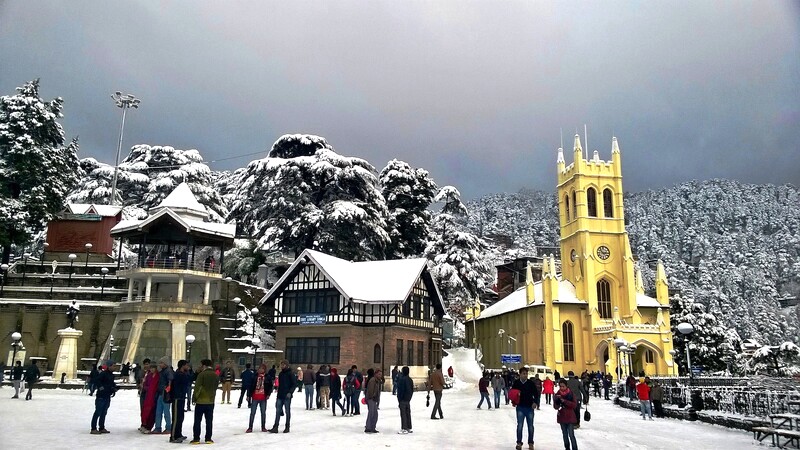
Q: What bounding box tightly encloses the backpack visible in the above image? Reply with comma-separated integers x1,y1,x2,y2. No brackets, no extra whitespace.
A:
509,388,521,406
344,375,356,396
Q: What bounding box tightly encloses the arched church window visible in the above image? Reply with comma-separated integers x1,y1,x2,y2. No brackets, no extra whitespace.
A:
597,279,612,319
645,349,655,364
603,188,614,218
565,194,571,221
562,321,575,362
587,187,597,217
374,344,382,364
571,191,577,219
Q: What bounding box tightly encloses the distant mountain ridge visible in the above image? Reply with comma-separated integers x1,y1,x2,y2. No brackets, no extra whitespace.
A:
465,179,800,345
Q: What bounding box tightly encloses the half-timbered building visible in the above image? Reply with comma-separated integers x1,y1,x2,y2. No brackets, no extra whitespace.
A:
259,249,445,389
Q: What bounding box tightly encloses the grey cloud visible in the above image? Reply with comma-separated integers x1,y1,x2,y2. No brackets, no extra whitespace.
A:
1,0,798,200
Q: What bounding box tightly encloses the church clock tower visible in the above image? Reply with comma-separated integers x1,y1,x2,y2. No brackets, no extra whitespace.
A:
556,135,638,321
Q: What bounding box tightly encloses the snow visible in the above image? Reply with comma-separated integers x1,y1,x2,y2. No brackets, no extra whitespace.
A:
152,182,207,214
66,203,123,217
262,249,434,304
0,347,758,449
111,208,236,239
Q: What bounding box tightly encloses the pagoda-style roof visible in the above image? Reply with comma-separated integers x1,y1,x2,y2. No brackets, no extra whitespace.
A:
110,183,235,245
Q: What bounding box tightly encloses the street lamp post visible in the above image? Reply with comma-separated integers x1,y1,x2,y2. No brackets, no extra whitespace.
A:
100,267,109,300
224,277,232,315
186,334,196,365
110,91,140,206
614,337,626,380
108,335,115,362
40,242,49,269
0,263,8,296
67,254,77,287
21,252,31,286
231,296,241,318
49,272,55,299
84,243,93,274
628,343,638,377
251,337,261,369
251,307,259,337
677,322,695,379
10,331,22,366
669,349,678,377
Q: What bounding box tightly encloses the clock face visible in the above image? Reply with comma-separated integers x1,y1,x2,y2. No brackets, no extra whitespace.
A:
570,249,577,262
596,245,611,261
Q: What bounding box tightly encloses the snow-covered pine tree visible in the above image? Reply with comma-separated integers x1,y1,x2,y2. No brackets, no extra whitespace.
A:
669,293,740,374
379,159,438,258
0,79,80,263
68,157,119,205
222,239,266,284
426,186,494,319
228,134,390,261
117,145,228,221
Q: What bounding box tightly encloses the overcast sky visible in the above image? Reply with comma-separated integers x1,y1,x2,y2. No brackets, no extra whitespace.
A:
1,1,798,200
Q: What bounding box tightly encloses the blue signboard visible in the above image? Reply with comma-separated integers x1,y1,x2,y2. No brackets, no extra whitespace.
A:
299,313,327,325
501,354,522,364
691,366,703,375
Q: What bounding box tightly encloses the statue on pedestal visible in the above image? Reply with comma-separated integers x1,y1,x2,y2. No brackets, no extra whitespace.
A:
66,300,80,329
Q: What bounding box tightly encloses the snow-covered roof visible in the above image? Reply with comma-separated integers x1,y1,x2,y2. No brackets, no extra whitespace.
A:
261,249,444,307
110,207,235,239
477,277,664,320
636,292,663,308
148,182,208,219
65,204,123,217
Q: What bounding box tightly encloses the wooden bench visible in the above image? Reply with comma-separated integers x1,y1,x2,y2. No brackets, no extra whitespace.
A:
752,426,800,449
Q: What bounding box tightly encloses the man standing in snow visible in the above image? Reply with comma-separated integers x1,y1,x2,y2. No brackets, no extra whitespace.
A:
219,360,235,404
153,356,174,434
10,360,23,398
238,363,255,409
511,367,540,450
428,363,445,419
24,360,39,400
170,359,191,443
396,366,414,434
90,364,117,434
364,368,384,433
391,366,399,395
191,359,218,444
650,379,664,418
269,359,294,434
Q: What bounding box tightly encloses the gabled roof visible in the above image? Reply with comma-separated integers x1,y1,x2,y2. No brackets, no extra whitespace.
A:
260,249,445,312
476,277,665,321
65,204,123,217
149,182,208,218
110,207,235,240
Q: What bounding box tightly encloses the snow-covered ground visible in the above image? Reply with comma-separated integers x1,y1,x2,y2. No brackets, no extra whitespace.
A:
0,348,760,449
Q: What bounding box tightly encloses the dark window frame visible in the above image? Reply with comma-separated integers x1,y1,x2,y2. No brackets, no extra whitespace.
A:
597,279,613,319
396,339,404,366
603,188,614,218
587,187,598,217
562,321,575,362
285,337,340,364
373,344,382,364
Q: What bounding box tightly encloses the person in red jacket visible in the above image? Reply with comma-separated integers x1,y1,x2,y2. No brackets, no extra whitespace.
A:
447,366,454,378
246,364,273,432
554,379,578,450
636,377,653,420
542,376,555,405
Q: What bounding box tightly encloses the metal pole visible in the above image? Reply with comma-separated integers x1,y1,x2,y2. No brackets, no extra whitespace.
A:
12,344,18,366
685,339,693,380
68,260,74,287
472,310,478,362
49,274,54,299
101,273,106,300
110,105,127,206
21,254,29,286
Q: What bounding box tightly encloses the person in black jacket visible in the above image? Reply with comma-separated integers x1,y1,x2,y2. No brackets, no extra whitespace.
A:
90,364,117,434
329,367,344,416
268,359,294,434
396,366,414,434
238,363,255,409
511,367,541,450
170,359,191,443
10,361,24,398
24,361,39,400
88,364,100,396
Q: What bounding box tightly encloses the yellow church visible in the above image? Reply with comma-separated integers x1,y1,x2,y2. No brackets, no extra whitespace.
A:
467,135,675,377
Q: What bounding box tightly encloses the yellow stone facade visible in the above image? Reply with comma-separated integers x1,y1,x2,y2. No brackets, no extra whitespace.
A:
468,136,676,377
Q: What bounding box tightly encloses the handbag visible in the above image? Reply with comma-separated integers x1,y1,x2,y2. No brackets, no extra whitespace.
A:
583,405,591,422
426,394,430,407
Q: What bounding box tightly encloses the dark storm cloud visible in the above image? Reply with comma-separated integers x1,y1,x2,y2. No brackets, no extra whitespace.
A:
1,1,798,199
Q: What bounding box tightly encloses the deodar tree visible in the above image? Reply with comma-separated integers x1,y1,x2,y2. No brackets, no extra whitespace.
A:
0,79,79,263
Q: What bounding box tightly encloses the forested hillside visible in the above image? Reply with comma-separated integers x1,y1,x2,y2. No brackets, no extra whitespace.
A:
465,179,800,345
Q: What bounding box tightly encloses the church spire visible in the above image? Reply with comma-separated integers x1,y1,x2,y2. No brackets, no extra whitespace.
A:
525,263,536,305
611,136,620,154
